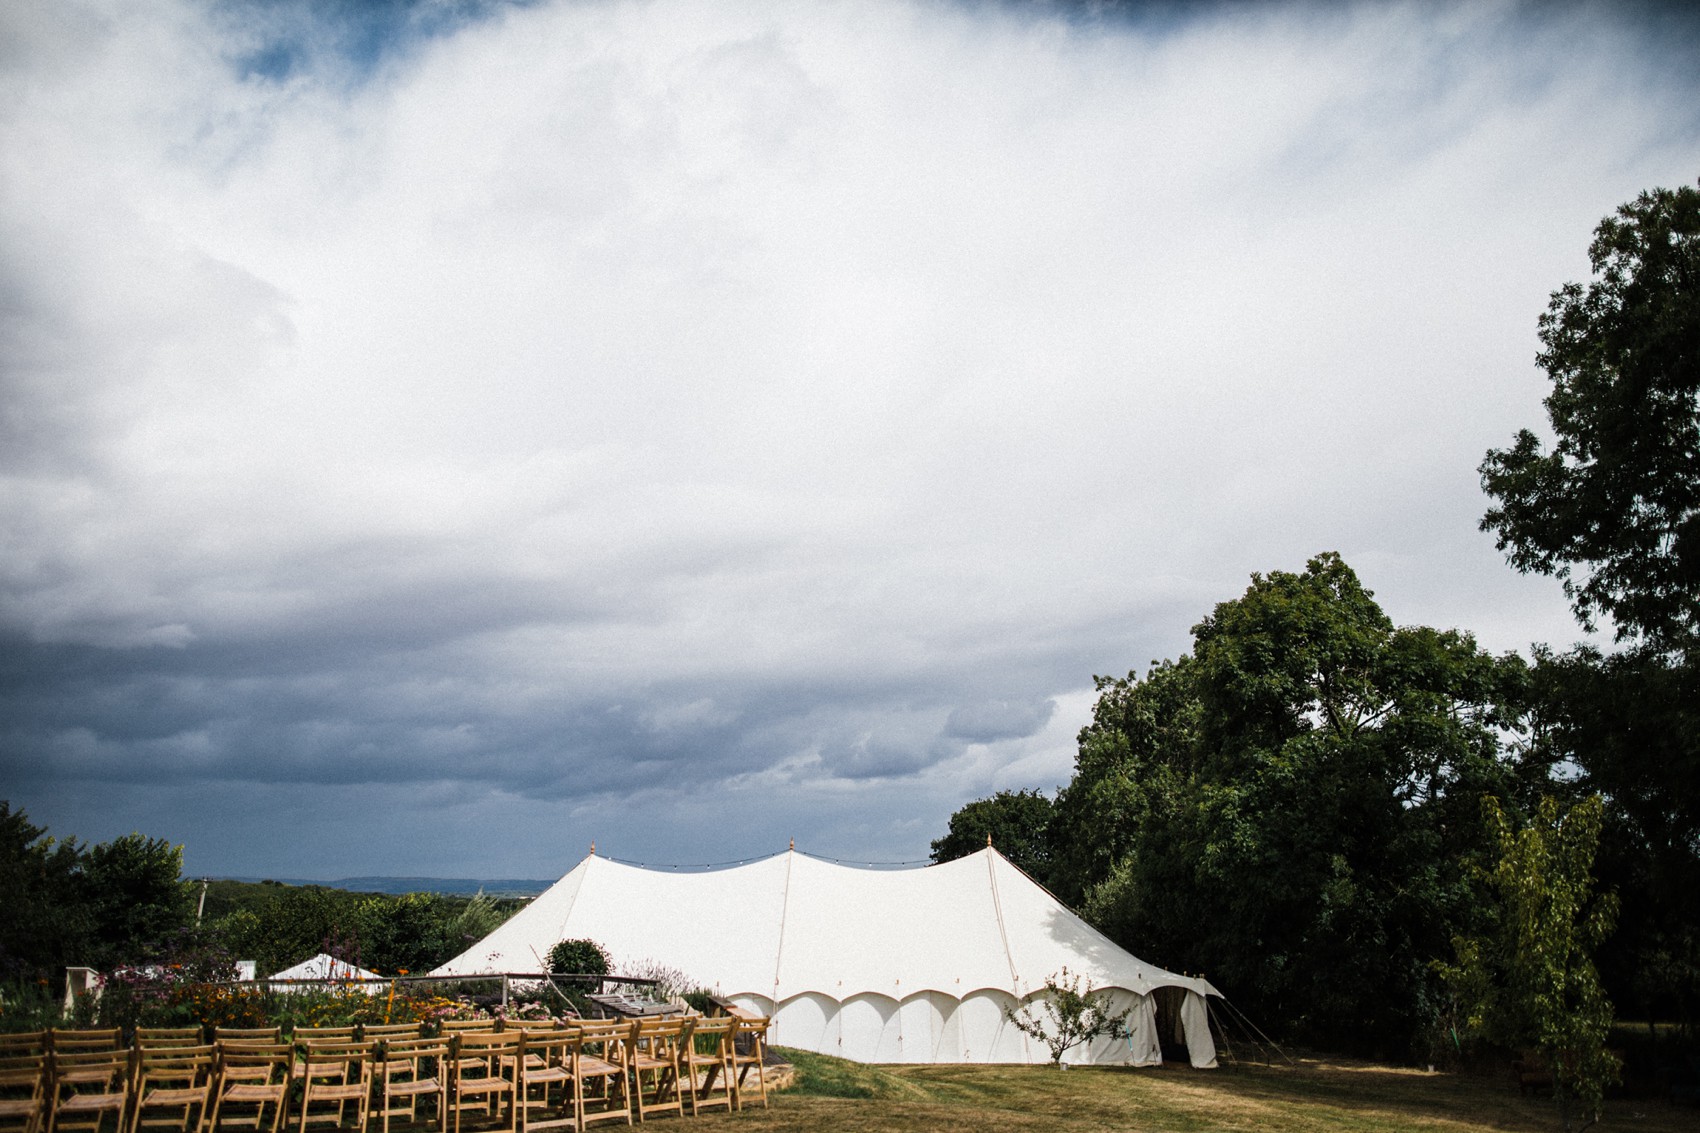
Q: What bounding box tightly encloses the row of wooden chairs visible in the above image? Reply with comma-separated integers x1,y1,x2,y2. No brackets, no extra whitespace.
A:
0,1016,770,1133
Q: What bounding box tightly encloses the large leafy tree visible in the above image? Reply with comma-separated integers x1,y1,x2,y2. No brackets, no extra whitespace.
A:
930,789,1056,882
1480,181,1700,652
0,802,90,984
1057,554,1539,1055
79,833,194,969
354,891,454,976
1482,182,1700,1029
0,803,196,987
1047,657,1199,907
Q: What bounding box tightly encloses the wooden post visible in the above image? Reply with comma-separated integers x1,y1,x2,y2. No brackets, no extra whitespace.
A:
502,975,510,1008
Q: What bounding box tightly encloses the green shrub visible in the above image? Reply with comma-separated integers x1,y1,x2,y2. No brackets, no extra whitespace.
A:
0,980,64,1033
545,939,610,989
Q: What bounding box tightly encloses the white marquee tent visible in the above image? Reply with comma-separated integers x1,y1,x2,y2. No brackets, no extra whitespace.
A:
433,846,1220,1067
271,953,384,992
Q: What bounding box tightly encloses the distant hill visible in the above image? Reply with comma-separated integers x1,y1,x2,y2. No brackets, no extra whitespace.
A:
210,876,553,897
335,877,554,897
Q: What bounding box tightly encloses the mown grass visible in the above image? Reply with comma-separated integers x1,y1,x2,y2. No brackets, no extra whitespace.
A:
685,1049,1697,1133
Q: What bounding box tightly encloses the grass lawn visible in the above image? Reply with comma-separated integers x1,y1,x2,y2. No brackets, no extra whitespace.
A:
685,1049,1697,1133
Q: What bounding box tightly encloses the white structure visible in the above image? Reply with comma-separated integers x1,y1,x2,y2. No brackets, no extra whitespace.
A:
270,953,384,992
433,846,1219,1067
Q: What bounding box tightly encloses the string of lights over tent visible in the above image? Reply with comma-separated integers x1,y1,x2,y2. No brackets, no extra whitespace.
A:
593,844,933,871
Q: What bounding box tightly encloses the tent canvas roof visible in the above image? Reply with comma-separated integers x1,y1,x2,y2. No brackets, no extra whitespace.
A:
271,953,382,982
432,846,1217,1002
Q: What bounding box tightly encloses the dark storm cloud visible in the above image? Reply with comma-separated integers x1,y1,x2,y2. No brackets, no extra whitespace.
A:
944,698,1058,744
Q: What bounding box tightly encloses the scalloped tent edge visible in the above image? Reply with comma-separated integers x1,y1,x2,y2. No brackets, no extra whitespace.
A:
432,845,1218,1067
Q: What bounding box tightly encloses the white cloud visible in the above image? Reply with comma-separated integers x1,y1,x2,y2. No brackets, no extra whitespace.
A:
2,0,1696,875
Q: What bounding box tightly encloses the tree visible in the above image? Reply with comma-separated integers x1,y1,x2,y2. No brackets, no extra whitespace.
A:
1481,182,1700,1035
1,805,199,987
355,891,452,976
443,892,509,958
198,881,521,977
1054,554,1539,1055
0,801,89,986
1004,967,1130,1067
79,832,194,969
1047,657,1199,907
1480,181,1700,653
931,789,1055,882
1524,648,1700,1029
1441,795,1619,1132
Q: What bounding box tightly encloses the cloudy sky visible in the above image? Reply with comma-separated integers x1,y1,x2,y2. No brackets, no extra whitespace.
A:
3,0,1697,880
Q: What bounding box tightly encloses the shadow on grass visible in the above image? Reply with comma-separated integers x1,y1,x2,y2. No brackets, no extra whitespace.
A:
715,1048,1700,1133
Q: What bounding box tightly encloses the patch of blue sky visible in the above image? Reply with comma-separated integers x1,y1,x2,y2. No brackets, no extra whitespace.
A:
991,0,1227,36
218,0,536,84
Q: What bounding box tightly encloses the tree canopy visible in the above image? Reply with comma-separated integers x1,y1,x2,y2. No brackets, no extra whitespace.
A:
929,788,1055,880
0,802,91,985
0,804,192,982
1523,646,1700,1027
1092,556,1538,1054
946,554,1543,1057
201,879,517,977
0,802,522,997
1480,180,1700,1030
1480,181,1700,653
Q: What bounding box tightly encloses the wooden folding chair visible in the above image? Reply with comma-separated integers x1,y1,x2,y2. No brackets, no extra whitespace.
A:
132,1030,203,1052
286,1032,357,1087
509,1033,570,1133
205,1044,291,1133
623,1020,685,1124
557,1025,627,1131
128,1032,207,1115
127,1045,215,1133
727,1017,770,1111
287,1031,354,1047
435,1023,497,1093
46,1049,130,1133
45,1036,119,1059
206,1034,278,1048
442,1035,517,1133
0,1037,46,1060
0,1036,47,1133
292,1042,372,1133
207,1034,283,1090
372,1038,447,1133
0,1052,49,1133
356,1027,422,1045
44,1032,124,1129
676,1017,733,1117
